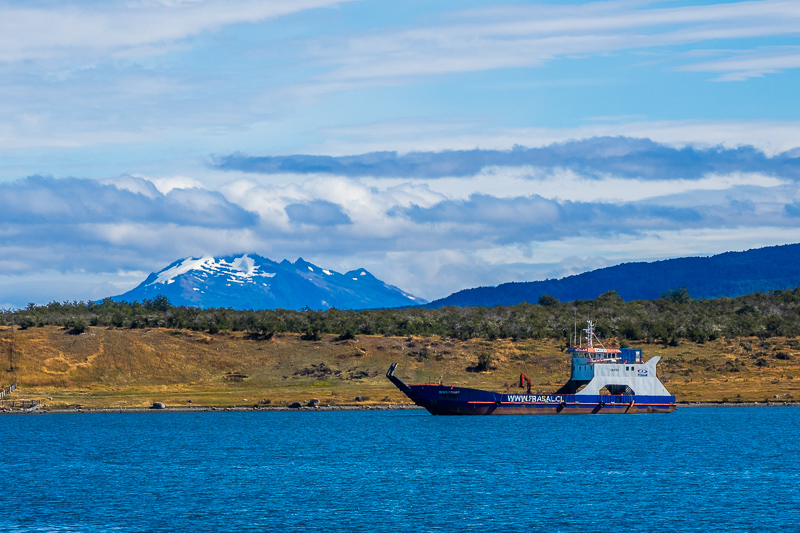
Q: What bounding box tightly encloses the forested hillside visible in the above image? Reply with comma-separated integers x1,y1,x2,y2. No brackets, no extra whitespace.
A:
427,243,800,307
4,287,800,344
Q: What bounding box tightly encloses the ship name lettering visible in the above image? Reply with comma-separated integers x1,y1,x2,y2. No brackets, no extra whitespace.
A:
506,394,564,403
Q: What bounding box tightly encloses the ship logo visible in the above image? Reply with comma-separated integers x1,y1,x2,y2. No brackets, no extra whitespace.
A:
637,369,648,376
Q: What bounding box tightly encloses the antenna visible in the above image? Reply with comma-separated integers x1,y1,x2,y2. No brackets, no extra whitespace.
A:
583,319,609,354
585,320,594,349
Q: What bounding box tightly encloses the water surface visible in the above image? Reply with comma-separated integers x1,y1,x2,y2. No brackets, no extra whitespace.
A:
1,407,798,532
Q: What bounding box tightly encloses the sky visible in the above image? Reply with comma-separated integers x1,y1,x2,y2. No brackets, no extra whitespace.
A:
1,0,800,308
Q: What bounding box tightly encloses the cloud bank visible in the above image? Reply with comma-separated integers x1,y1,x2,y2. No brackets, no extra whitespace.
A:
212,137,800,180
0,175,256,227
2,136,799,308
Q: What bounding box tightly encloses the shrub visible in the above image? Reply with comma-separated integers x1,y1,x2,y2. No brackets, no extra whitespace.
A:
334,330,356,342
66,318,87,335
467,352,494,372
537,294,559,306
661,287,691,303
301,328,321,341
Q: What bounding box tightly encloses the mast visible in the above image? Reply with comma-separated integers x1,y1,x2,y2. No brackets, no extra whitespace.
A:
585,320,595,349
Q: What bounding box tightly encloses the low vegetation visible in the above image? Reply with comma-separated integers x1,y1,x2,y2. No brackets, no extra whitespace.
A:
0,288,798,409
0,328,798,409
3,287,800,344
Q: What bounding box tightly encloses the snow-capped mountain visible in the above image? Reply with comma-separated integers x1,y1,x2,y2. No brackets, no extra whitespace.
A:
108,254,426,310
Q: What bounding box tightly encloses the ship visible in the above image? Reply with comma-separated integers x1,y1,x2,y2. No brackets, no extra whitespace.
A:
386,320,676,415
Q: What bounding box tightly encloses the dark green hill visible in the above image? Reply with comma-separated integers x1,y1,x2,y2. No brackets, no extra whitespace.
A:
427,243,800,307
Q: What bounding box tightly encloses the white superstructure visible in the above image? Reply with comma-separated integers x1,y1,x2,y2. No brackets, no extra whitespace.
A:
565,321,672,397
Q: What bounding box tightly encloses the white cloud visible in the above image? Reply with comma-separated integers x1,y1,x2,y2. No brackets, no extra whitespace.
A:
0,0,352,62
102,175,160,197
219,176,445,239
313,118,800,157
361,169,786,203
308,0,800,85
148,175,206,194
679,46,800,80
0,158,799,306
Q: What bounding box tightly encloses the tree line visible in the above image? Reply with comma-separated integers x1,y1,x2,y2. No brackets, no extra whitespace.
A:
2,288,800,343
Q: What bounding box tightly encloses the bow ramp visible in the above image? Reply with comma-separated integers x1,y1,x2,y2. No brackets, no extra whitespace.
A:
386,363,425,405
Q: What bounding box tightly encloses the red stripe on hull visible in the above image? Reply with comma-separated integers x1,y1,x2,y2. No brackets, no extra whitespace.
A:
424,403,676,415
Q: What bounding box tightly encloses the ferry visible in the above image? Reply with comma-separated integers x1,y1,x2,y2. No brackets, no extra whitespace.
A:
386,321,676,415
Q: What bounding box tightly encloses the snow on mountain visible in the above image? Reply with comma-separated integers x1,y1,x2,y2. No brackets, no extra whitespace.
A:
152,255,272,286
109,254,426,310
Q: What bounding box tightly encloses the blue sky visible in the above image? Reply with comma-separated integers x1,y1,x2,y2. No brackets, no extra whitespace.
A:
1,0,800,307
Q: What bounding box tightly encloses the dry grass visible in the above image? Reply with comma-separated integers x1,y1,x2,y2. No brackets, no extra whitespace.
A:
1,326,798,408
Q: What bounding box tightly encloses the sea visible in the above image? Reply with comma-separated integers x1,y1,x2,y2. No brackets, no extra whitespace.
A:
1,407,798,532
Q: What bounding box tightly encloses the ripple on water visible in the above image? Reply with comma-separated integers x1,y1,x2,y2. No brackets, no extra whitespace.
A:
1,407,798,532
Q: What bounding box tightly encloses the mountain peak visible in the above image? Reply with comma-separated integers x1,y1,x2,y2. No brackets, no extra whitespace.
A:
293,257,321,273
145,254,275,288
345,268,373,280
109,253,427,310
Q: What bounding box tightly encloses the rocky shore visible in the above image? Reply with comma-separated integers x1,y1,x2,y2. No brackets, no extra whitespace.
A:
678,401,800,407
0,404,426,415
4,402,800,414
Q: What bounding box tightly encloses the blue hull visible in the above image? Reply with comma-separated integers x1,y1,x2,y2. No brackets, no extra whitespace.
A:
407,384,675,415
387,365,676,415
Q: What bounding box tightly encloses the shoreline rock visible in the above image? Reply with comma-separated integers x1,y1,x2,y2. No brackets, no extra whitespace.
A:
0,404,427,415
3,401,800,415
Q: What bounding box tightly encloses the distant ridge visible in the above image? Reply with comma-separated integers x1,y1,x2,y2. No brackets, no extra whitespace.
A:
426,243,800,308
109,254,426,310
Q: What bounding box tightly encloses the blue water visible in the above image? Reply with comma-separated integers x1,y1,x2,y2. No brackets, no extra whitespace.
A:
1,407,798,532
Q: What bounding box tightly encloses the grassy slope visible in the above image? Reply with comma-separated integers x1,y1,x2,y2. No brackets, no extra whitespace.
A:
1,326,799,408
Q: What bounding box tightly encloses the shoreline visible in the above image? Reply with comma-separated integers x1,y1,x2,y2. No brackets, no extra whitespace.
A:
0,404,426,415
678,401,800,407
3,328,798,414
2,401,799,414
